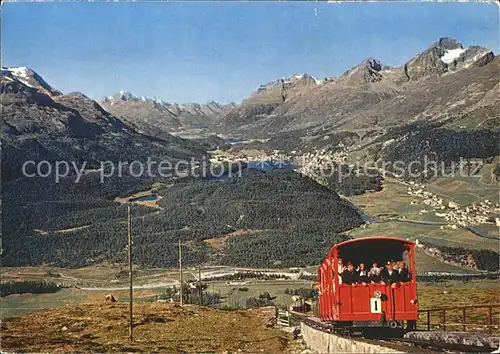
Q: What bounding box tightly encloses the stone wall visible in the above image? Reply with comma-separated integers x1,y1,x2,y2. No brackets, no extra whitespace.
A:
300,322,404,353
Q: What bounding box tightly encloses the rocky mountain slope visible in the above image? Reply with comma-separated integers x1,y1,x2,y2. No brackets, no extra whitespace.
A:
215,37,497,137
1,69,206,181
216,73,322,131
100,92,235,131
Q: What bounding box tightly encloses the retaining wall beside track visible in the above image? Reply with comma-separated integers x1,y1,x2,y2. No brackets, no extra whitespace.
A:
300,322,404,353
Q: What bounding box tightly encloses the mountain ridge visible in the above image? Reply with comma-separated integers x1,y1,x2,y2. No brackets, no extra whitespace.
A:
100,91,236,131
214,37,497,136
0,68,207,181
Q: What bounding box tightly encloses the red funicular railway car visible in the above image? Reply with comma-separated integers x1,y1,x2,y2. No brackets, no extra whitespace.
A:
318,237,418,331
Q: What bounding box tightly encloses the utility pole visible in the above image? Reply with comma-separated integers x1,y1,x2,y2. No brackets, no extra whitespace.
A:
198,266,202,304
178,239,183,306
127,204,133,342
212,277,215,306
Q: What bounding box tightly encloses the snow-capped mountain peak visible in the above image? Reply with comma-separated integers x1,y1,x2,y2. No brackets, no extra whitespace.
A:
283,73,320,85
5,67,30,80
118,91,138,101
1,66,62,96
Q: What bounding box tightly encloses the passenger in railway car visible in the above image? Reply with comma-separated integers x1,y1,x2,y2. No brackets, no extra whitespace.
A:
380,260,399,287
337,258,345,274
396,261,410,282
356,262,369,285
337,258,346,284
368,261,381,283
341,262,358,285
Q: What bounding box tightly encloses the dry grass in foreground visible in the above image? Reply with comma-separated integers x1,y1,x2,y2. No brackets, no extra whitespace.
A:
1,303,288,353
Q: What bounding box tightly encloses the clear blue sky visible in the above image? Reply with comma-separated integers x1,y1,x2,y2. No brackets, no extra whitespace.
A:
2,2,498,103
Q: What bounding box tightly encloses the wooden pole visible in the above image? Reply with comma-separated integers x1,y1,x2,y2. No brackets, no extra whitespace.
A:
462,308,466,332
178,239,183,306
127,204,133,342
487,306,492,334
199,266,203,304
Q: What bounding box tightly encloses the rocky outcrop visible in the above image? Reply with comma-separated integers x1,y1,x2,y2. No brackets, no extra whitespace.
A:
403,38,494,81
404,46,448,80
403,37,461,81
449,46,495,71
337,58,384,84
216,73,321,131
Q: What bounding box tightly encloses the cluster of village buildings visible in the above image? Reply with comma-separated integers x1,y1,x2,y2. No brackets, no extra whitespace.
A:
210,145,348,164
209,149,286,165
209,146,350,182
406,182,500,227
296,149,348,175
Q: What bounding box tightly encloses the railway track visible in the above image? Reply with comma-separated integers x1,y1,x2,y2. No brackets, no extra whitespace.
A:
292,312,497,353
369,336,496,353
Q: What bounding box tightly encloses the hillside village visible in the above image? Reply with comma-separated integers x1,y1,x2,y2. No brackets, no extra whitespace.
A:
406,183,500,227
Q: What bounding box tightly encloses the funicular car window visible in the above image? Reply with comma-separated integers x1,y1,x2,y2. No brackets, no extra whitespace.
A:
335,238,413,277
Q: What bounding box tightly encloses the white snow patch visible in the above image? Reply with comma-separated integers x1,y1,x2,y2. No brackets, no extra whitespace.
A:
2,67,34,87
6,67,30,80
18,79,34,88
294,74,304,80
440,48,466,64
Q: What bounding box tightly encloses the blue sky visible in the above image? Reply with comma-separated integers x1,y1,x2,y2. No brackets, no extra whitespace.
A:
2,2,498,103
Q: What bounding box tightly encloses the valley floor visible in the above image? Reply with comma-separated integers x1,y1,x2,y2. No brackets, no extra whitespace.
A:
1,279,498,352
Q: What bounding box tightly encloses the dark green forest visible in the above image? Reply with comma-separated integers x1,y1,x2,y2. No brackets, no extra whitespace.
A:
372,123,500,180
0,280,61,297
311,164,383,196
3,170,362,268
424,243,500,272
230,130,359,153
